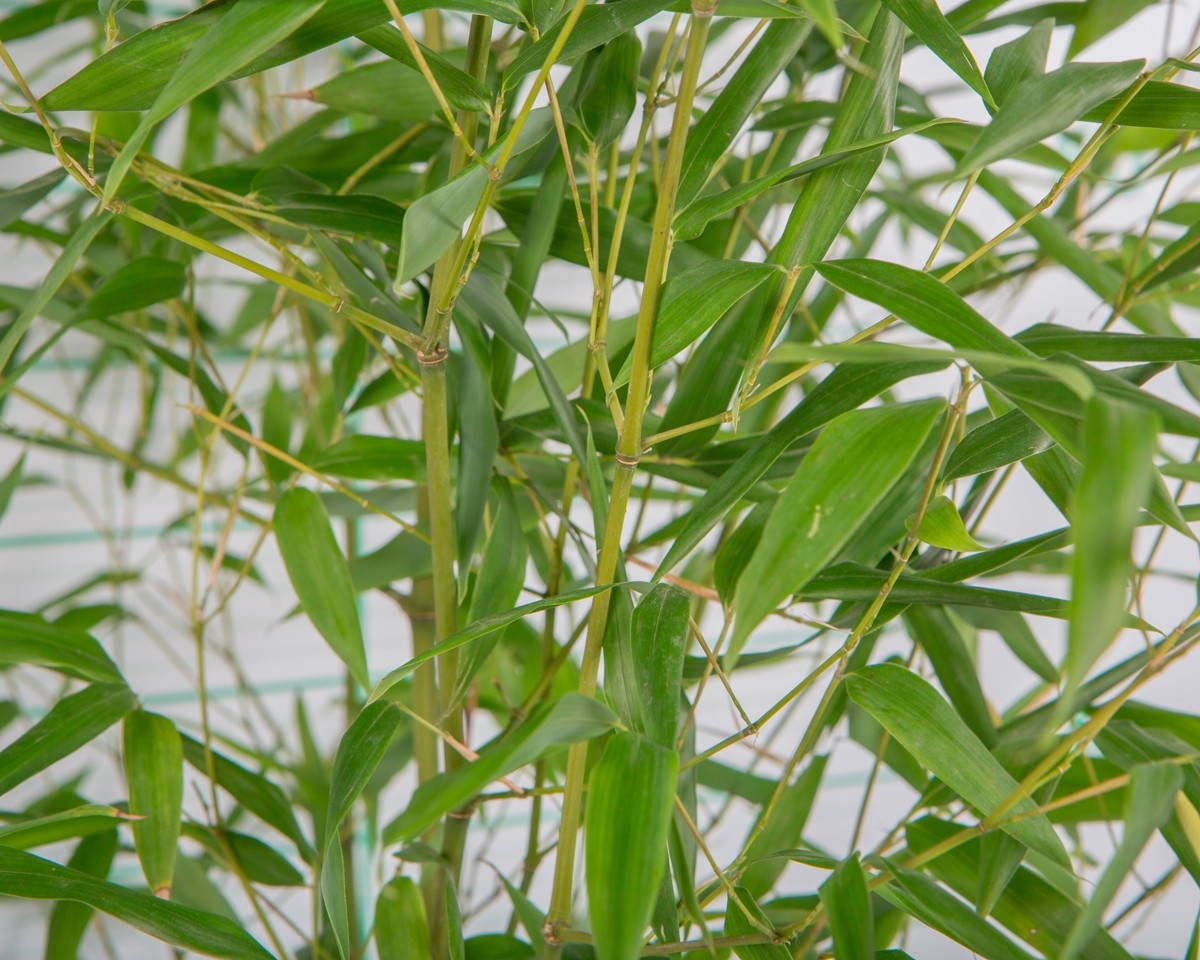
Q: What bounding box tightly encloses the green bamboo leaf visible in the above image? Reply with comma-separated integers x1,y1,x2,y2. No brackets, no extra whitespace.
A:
798,564,1081,620
723,884,790,960
180,824,304,887
503,0,673,85
908,495,985,552
326,700,403,848
881,862,1037,960
612,262,780,388
1081,80,1200,130
270,193,408,247
586,732,678,960
0,169,65,230
0,683,134,797
882,0,994,108
0,453,23,526
44,829,118,960
813,259,1035,362
942,409,1054,481
0,845,275,960
358,25,492,113
626,583,689,748
102,0,327,203
904,606,995,748
657,360,946,577
1069,0,1158,56
367,584,617,705
576,32,642,150
954,59,1144,175
0,209,111,378
453,485,528,704
847,664,1070,866
383,694,619,842
180,735,311,858
731,399,944,661
674,118,953,241
0,611,124,684
1016,323,1200,362
984,19,1051,107
394,110,553,287
906,817,1134,960
274,487,369,691
80,257,186,319
796,0,841,48
0,805,125,851
1061,762,1183,960
740,756,827,897
675,19,812,209
123,711,183,897
303,60,439,121
376,876,430,960
308,436,426,481
1064,397,1157,697
819,854,873,960
454,328,501,584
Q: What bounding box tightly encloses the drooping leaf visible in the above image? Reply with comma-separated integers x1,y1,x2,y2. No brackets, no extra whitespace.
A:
376,875,430,960
586,732,678,960
1063,397,1157,698
1060,762,1183,960
123,711,183,897
274,487,369,691
819,854,874,960
882,0,993,108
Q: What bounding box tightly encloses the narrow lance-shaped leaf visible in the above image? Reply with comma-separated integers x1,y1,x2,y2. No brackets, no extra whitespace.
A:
818,854,874,960
629,583,690,748
325,700,402,849
274,488,369,691
0,611,124,684
383,694,619,842
586,732,678,960
954,58,1144,175
123,710,184,898
1061,762,1184,960
612,262,780,386
847,663,1070,866
984,18,1052,107
45,829,119,960
656,359,947,576
883,0,994,108
0,846,275,960
375,876,430,960
731,399,944,662
0,683,134,797
1063,397,1157,699
103,0,327,203
367,583,617,705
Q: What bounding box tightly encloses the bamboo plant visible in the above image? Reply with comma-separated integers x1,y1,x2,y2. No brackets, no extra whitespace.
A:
3,0,1200,958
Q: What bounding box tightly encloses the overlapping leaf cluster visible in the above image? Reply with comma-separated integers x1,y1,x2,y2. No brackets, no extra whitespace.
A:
2,1,1200,959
